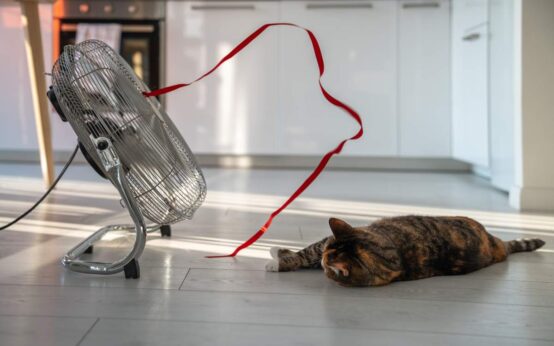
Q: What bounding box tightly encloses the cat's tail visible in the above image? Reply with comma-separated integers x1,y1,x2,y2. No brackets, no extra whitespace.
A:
505,238,545,254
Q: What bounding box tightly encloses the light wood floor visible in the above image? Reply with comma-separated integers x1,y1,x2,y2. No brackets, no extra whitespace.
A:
1,164,553,346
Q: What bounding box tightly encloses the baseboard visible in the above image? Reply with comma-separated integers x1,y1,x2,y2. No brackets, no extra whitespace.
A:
0,149,88,164
510,185,554,212
471,164,492,179
197,154,471,171
0,149,471,172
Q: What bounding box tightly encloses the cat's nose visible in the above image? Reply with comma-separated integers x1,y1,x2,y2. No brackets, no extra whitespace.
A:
333,263,350,277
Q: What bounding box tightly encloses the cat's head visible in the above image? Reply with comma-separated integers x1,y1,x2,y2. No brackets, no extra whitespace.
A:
322,218,373,287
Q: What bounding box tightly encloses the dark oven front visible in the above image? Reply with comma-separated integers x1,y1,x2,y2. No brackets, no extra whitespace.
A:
53,1,165,92
57,20,161,91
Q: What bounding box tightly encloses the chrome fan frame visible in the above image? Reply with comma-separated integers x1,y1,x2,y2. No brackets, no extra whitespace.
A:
49,40,206,279
60,137,150,278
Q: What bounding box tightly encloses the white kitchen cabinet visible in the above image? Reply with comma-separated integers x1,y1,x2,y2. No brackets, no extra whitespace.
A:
453,0,488,32
398,0,451,157
166,1,281,154
489,0,514,191
452,23,489,168
278,1,398,156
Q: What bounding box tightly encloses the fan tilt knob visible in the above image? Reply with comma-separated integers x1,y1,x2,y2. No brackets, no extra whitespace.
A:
97,139,109,151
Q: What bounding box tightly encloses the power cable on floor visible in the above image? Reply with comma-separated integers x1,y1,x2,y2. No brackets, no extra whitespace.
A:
0,144,79,231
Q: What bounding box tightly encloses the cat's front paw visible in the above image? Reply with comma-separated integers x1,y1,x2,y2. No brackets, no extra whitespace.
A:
269,247,282,259
265,259,280,272
269,246,295,259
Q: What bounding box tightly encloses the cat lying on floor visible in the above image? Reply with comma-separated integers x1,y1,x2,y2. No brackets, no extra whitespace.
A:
266,216,545,287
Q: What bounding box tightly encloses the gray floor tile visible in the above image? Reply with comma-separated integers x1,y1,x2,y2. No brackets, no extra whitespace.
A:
1,285,554,340
0,315,97,346
80,318,554,346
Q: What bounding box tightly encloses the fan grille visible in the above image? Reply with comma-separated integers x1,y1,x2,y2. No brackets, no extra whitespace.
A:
51,40,206,225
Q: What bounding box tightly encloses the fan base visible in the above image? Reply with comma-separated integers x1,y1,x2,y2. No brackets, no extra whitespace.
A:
160,225,172,237
124,258,140,279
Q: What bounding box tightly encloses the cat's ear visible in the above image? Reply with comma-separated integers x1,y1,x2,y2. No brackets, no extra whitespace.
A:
329,218,355,239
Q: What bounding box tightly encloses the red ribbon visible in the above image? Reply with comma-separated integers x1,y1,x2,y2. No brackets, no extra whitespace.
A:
144,23,363,258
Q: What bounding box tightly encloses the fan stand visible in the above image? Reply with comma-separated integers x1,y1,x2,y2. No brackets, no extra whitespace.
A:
61,137,170,279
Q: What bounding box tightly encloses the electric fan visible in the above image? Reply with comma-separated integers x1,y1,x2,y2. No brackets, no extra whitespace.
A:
47,40,207,279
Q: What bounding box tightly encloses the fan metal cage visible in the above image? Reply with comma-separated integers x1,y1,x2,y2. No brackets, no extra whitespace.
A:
51,40,206,225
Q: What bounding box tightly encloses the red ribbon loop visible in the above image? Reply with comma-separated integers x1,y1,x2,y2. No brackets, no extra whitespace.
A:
144,23,364,258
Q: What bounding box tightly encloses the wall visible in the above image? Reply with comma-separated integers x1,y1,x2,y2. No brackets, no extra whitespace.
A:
510,0,554,211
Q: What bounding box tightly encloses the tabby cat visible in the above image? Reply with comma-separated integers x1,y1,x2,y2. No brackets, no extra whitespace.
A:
265,216,545,287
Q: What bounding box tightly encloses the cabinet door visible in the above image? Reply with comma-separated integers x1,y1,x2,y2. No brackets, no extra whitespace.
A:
278,1,397,156
489,0,514,191
453,0,489,32
166,1,280,154
398,0,451,157
452,24,489,167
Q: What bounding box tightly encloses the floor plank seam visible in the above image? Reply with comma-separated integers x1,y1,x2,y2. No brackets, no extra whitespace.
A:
183,266,554,284
187,267,267,272
75,317,99,346
0,313,94,320
178,282,554,296
173,288,554,308
178,268,192,290
5,313,553,343
3,282,554,306
0,282,182,291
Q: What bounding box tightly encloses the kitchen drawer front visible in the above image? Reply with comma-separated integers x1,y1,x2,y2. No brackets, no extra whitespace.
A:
166,1,281,154
398,0,451,157
278,1,398,156
453,0,489,31
452,24,489,167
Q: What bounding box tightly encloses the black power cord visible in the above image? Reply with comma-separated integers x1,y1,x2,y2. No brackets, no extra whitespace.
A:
0,145,79,231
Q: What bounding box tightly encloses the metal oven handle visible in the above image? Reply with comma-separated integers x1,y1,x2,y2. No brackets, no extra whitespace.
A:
306,3,374,10
60,24,155,33
191,4,256,10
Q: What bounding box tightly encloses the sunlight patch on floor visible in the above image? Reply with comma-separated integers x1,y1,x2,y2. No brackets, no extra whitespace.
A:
204,191,554,232
1,177,553,257
148,238,275,259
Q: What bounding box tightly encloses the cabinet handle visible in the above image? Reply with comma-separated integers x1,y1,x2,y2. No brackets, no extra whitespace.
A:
61,23,155,33
462,33,481,41
191,5,256,11
306,3,373,10
402,2,440,9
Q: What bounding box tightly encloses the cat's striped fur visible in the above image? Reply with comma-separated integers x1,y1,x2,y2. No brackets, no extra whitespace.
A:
266,216,545,287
